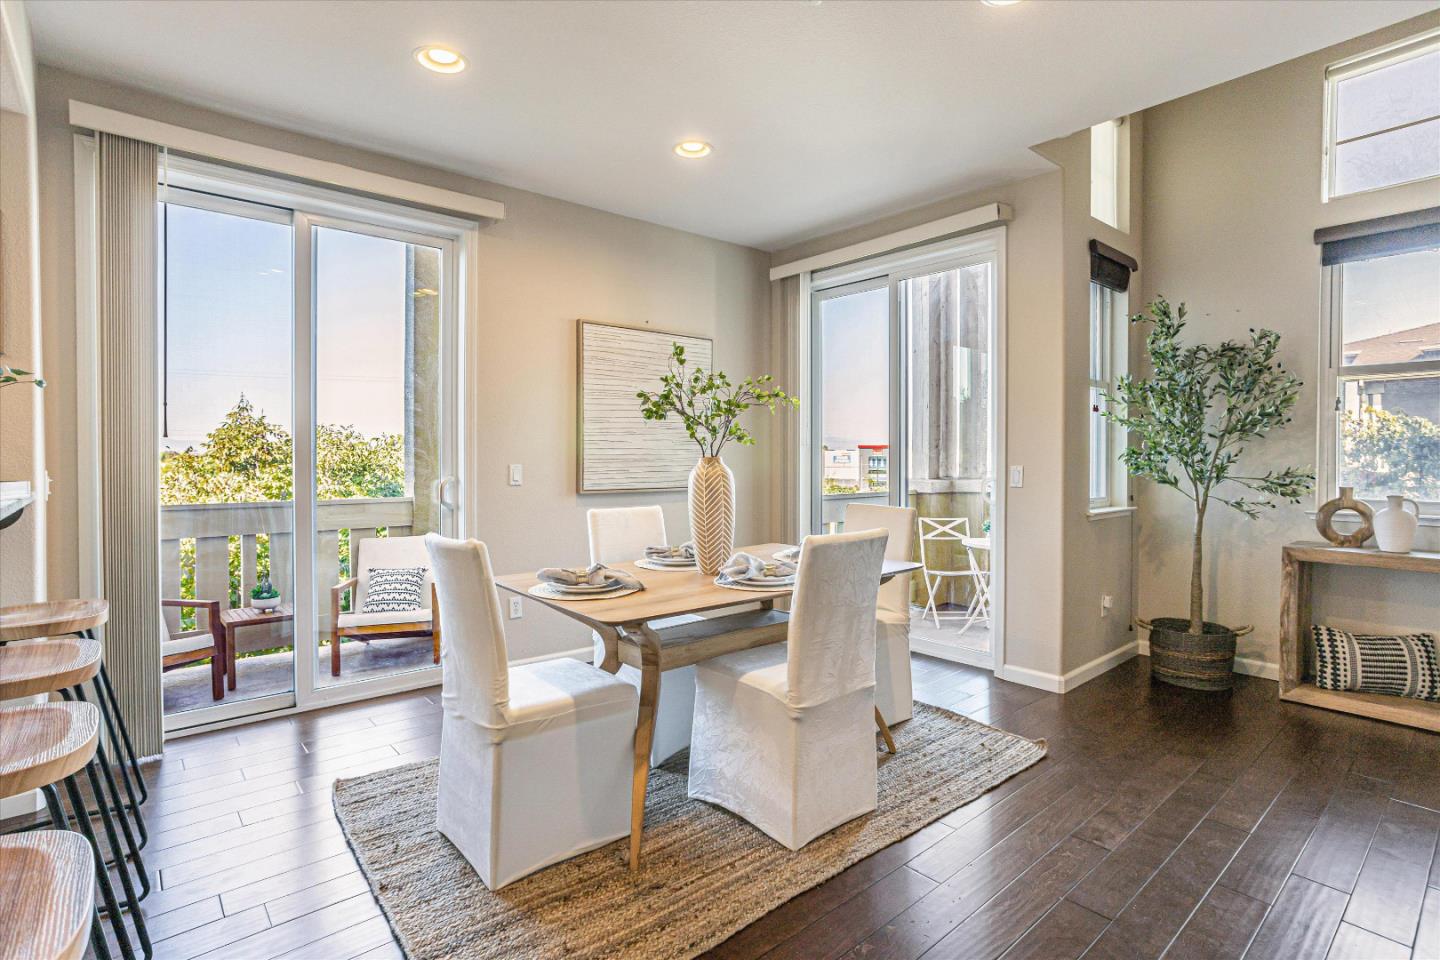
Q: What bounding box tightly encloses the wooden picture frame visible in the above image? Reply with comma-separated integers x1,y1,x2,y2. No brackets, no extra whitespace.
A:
576,320,713,493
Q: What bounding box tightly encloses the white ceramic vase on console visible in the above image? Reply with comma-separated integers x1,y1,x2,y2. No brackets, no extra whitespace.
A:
1373,495,1420,553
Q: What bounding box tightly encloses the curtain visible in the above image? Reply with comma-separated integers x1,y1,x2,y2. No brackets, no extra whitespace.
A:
769,274,809,542
96,133,164,758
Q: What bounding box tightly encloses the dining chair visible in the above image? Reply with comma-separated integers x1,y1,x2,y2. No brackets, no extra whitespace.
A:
587,505,701,767
918,517,986,628
424,534,638,890
845,502,917,725
687,527,888,851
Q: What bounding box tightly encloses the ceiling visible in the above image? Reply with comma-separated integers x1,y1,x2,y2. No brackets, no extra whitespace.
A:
27,0,1440,251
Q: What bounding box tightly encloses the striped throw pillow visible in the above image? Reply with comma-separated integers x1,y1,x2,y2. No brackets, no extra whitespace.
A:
1311,626,1439,701
362,566,427,614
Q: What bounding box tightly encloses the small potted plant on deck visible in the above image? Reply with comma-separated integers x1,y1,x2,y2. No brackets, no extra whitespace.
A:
1104,298,1312,690
250,576,282,611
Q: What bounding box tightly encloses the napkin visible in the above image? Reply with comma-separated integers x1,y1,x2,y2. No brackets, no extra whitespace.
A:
645,541,697,560
536,563,643,591
720,551,797,582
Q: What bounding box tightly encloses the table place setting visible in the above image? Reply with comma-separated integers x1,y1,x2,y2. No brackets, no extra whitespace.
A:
635,542,699,572
714,551,798,591
529,563,645,601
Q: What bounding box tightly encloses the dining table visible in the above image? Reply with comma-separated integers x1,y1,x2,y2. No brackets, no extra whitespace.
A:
494,541,922,870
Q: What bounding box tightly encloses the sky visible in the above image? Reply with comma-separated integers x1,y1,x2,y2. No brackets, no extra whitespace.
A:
162,204,416,453
820,285,889,450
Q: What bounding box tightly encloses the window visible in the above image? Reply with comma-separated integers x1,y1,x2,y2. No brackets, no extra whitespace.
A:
1324,29,1440,199
1320,236,1440,517
1090,119,1120,229
1089,281,1128,510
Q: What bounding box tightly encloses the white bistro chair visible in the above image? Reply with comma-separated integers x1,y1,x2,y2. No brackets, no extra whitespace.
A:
425,534,637,890
918,517,989,631
587,506,701,767
845,503,917,725
688,528,889,851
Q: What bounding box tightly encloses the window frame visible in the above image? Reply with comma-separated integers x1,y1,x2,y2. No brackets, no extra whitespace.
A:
1317,255,1440,521
1322,27,1440,202
1088,281,1130,514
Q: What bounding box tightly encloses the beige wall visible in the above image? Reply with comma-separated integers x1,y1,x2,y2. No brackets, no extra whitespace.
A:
771,172,1070,680
34,66,773,662
1138,11,1440,673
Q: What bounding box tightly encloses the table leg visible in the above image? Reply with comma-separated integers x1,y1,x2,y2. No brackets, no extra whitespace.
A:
227,625,238,691
628,624,662,871
596,626,621,674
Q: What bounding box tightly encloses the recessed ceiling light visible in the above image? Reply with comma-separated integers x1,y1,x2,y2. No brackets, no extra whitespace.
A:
414,45,466,74
982,0,1022,6
673,140,713,159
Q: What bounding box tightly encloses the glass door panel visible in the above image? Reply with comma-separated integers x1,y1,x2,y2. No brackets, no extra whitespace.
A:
813,283,892,533
159,195,296,723
902,262,995,659
311,224,447,690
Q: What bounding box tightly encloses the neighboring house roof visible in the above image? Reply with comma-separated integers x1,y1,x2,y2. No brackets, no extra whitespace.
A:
1343,322,1440,366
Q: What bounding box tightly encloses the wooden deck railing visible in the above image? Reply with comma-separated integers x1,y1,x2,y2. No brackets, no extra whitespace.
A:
160,497,415,638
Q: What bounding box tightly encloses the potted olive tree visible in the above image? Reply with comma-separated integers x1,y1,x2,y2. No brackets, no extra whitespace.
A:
1104,298,1312,690
637,344,798,575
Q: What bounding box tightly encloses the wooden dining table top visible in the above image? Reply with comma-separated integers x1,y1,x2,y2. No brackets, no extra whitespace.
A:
494,542,921,628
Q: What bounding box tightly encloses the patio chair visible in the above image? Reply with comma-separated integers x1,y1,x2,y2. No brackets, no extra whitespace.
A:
159,598,226,700
918,517,988,629
330,534,439,676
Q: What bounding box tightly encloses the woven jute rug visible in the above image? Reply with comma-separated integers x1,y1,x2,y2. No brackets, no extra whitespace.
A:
332,702,1046,960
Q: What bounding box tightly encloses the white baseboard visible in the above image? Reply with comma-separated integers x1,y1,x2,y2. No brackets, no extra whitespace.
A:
1136,639,1280,680
999,641,1140,694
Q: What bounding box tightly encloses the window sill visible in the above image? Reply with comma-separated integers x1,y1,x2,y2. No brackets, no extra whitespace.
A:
1087,506,1136,521
1305,510,1440,528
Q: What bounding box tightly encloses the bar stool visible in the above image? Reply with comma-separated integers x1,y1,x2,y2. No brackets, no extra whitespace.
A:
0,638,152,876
0,600,149,820
1,649,153,959
0,831,97,960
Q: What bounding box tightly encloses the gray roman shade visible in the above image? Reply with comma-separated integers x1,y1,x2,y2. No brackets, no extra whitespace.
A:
1089,239,1138,292
1315,207,1440,266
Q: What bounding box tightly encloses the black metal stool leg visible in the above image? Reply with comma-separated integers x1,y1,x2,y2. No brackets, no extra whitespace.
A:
81,762,152,959
83,629,149,806
69,686,151,898
86,673,147,840
90,910,114,960
51,781,136,960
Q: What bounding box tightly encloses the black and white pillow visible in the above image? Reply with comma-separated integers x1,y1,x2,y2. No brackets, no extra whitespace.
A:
1311,626,1439,701
362,566,427,614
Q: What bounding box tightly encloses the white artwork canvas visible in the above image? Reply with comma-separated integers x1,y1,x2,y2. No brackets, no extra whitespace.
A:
578,321,713,493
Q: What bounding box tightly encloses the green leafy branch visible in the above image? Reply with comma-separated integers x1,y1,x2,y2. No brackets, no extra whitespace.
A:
636,343,799,457
0,357,45,389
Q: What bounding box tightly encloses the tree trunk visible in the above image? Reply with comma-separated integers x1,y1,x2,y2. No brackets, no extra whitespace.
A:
1189,507,1205,634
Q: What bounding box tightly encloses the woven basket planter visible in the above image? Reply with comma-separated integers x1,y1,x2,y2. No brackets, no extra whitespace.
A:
1143,618,1250,691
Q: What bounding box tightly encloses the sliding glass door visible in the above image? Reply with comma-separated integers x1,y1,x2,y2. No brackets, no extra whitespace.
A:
160,162,461,730
810,237,1001,668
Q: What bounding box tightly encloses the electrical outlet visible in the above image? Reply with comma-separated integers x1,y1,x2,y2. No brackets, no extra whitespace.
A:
1100,594,1114,618
1009,465,1024,488
508,464,523,486
508,596,523,619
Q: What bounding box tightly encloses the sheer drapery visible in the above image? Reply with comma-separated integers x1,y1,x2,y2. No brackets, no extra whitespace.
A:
769,273,809,542
96,132,164,757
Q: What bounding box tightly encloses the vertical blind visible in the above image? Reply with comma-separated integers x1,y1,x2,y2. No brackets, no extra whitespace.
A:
96,132,165,758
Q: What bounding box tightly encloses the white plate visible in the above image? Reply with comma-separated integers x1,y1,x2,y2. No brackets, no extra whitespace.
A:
549,579,623,594
714,576,795,592
646,555,696,566
635,558,696,572
527,583,640,602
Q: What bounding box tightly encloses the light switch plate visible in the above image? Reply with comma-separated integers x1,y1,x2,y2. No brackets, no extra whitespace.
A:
508,464,523,486
1009,465,1024,488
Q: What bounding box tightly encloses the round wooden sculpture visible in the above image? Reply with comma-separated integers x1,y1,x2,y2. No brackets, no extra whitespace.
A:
1315,486,1374,547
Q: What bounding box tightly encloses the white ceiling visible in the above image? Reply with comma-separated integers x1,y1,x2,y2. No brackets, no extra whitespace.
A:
27,0,1440,251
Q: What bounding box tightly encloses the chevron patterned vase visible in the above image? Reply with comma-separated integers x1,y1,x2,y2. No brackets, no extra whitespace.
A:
689,456,736,576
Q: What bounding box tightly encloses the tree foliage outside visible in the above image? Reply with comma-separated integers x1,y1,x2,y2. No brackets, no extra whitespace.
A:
161,397,405,625
1342,406,1440,502
1103,298,1313,634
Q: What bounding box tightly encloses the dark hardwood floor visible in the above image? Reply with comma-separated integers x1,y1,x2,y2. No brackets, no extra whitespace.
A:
28,653,1440,960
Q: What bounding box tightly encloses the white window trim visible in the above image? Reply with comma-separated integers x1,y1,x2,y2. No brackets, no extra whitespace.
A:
1322,27,1440,202
1316,261,1440,522
1088,282,1129,514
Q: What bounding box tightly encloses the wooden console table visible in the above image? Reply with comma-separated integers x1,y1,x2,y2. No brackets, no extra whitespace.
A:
1280,541,1440,732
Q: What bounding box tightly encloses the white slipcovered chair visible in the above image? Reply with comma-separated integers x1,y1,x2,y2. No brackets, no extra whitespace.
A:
587,506,701,767
688,527,889,850
331,534,437,677
845,502,917,725
425,534,638,890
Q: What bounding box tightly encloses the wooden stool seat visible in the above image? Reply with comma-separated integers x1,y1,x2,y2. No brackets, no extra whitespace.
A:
0,703,100,798
0,639,103,700
0,600,109,644
0,831,96,960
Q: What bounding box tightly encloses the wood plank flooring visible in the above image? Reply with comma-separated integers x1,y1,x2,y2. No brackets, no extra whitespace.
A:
12,653,1438,960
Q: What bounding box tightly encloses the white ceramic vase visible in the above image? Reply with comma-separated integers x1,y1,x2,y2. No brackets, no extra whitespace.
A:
688,456,735,576
1373,494,1420,554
